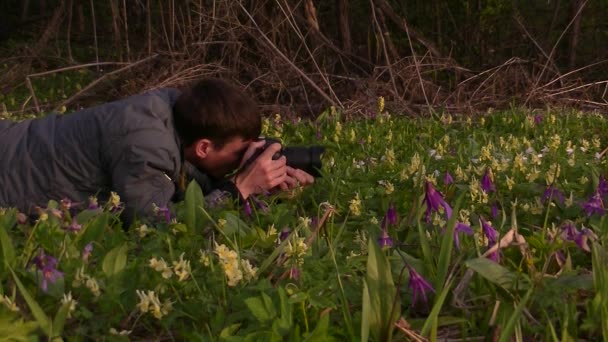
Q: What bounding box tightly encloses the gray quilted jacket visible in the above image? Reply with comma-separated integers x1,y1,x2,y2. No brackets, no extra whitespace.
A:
0,88,240,225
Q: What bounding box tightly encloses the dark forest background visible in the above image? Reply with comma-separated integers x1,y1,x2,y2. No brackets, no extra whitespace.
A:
0,0,607,117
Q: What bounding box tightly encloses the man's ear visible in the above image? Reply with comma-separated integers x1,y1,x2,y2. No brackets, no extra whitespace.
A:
193,138,213,159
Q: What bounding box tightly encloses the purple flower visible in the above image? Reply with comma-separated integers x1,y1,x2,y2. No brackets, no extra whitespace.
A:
561,222,579,241
443,171,454,186
534,114,543,125
481,218,498,245
65,218,82,233
155,206,172,223
316,128,322,141
32,251,63,292
243,200,252,217
88,197,99,210
377,229,393,249
424,181,453,222
542,185,565,205
381,203,397,229
60,198,72,211
481,168,496,193
250,195,269,213
574,227,597,252
453,222,473,250
408,267,435,305
491,202,500,219
581,192,605,217
487,246,500,262
289,266,300,280
82,243,93,262
279,228,291,242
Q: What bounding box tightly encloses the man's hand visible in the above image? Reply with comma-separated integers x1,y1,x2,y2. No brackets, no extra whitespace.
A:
234,142,287,199
279,166,315,191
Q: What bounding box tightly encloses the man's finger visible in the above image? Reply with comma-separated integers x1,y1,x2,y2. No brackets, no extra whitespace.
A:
259,142,282,161
287,167,314,185
239,140,266,168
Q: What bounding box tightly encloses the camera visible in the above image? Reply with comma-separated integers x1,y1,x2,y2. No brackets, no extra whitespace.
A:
243,137,325,177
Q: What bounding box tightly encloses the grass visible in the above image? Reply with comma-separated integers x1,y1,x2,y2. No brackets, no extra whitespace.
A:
0,94,607,340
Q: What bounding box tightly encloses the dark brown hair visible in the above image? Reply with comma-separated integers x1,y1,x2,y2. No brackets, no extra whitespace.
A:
173,78,261,148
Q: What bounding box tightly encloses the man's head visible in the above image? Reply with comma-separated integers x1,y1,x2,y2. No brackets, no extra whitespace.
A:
173,78,261,178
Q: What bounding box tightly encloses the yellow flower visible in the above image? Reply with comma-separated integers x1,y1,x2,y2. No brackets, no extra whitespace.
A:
61,292,77,318
349,193,362,216
349,128,356,143
526,167,540,182
85,277,101,297
545,163,560,185
384,148,395,167
217,218,227,230
136,290,172,319
548,134,561,151
370,217,379,225
378,96,385,113
408,153,421,175
579,175,589,185
109,328,132,336
109,191,121,208
480,143,493,161
261,118,270,135
298,216,312,229
455,165,467,181
224,261,243,287
592,137,601,149
149,257,173,279
136,224,151,238
1,295,19,312
367,134,372,144
506,176,515,190
173,253,191,282
513,153,526,172
136,290,150,313
199,250,210,266
73,266,87,287
565,192,574,207
241,259,258,281
386,129,393,144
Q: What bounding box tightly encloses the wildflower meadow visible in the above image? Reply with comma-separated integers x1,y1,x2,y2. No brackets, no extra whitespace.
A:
1,104,607,340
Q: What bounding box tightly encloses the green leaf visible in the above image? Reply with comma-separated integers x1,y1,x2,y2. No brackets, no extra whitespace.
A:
0,314,39,341
102,243,128,277
0,209,17,273
244,294,275,323
420,278,453,337
466,257,530,291
498,286,534,342
363,237,400,342
361,279,371,342
303,312,333,342
274,287,292,335
435,193,464,290
9,267,51,336
223,212,252,237
77,212,109,247
219,323,241,338
185,180,205,233
51,300,72,338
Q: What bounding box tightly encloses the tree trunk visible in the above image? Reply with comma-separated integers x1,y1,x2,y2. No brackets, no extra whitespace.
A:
569,0,583,69
337,0,352,53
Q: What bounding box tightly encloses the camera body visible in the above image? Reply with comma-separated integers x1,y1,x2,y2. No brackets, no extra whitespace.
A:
243,137,325,177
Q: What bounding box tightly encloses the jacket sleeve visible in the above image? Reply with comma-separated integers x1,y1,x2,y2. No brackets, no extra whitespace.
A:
174,162,244,207
108,130,179,227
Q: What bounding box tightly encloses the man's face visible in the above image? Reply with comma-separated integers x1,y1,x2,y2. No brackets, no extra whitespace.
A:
197,137,251,178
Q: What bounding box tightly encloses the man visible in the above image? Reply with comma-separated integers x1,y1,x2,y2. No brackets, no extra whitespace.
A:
0,78,314,226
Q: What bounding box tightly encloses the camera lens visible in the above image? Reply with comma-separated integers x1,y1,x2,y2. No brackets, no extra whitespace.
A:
282,146,325,177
